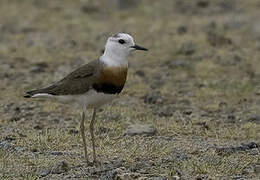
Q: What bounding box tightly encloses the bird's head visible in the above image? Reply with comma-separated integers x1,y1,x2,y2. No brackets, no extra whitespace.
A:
101,33,148,67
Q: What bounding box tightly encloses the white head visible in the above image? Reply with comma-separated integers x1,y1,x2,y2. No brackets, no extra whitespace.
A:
100,33,148,67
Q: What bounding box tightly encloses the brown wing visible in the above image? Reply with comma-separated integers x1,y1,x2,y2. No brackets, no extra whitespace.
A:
25,60,100,97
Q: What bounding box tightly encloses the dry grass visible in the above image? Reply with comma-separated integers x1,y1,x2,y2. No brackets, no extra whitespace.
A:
0,0,260,179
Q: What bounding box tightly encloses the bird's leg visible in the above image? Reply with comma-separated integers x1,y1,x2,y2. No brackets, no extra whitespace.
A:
80,110,89,163
89,108,97,163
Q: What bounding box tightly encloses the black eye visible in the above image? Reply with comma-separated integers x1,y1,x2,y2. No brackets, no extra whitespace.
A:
118,39,125,44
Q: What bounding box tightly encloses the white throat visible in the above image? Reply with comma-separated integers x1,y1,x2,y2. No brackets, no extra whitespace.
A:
100,49,129,67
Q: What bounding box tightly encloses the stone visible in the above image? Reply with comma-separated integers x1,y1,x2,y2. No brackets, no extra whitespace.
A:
117,0,138,10
148,177,168,180
100,167,126,180
177,25,187,35
68,128,79,134
81,5,99,14
155,105,173,117
50,151,64,156
248,115,260,124
135,70,145,77
34,124,44,130
177,41,196,56
143,91,163,104
124,124,157,136
30,62,48,73
172,151,190,162
0,140,15,152
51,161,70,174
254,164,260,175
116,172,142,180
168,59,187,69
31,148,38,152
40,169,51,177
215,142,259,155
206,31,232,47
196,0,209,8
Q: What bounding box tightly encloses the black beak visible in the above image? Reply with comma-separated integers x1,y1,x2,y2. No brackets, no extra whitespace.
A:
131,44,148,51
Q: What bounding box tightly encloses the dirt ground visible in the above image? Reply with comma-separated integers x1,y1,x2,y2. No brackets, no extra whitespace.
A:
0,0,260,179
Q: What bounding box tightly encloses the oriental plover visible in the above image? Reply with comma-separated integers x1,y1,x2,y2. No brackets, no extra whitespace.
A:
24,33,148,164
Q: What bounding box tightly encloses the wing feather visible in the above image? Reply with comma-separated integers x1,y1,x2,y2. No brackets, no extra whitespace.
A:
24,60,100,97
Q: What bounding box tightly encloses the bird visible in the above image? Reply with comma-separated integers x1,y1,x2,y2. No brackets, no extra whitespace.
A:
24,33,148,164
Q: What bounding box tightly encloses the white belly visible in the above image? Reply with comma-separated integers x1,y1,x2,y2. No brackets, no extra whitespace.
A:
31,90,117,109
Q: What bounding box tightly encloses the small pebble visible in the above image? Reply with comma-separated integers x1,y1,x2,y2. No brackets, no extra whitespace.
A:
124,124,157,136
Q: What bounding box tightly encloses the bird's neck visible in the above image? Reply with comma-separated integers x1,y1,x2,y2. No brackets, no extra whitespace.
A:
100,49,129,68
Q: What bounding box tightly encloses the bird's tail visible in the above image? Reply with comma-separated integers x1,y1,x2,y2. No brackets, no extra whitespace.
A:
24,89,40,98
24,88,52,98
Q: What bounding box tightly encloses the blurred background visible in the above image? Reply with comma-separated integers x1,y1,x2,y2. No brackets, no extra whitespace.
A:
0,0,260,179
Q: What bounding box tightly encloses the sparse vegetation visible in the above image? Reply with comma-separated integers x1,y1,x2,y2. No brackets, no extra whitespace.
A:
0,0,260,179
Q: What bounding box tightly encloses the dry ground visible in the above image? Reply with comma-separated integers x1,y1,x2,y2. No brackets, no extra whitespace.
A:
0,0,260,179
